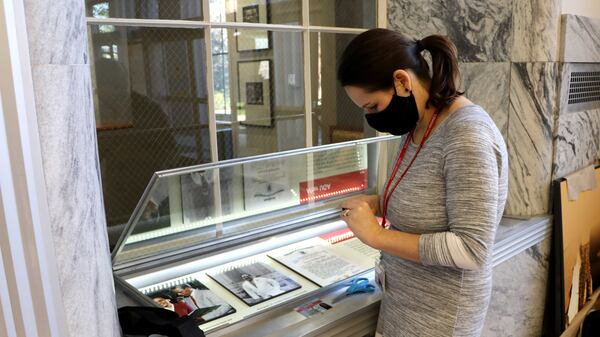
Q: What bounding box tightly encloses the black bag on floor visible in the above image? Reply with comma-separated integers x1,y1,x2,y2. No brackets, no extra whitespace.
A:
118,306,205,337
582,309,600,337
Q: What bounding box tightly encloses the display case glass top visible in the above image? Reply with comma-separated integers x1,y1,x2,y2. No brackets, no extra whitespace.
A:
112,136,399,268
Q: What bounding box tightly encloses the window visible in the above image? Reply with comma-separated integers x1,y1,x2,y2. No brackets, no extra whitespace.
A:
85,0,384,241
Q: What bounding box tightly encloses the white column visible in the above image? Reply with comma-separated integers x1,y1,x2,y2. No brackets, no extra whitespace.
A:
0,0,68,335
0,0,121,336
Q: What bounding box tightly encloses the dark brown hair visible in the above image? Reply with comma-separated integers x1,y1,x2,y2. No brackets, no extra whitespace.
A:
337,28,463,110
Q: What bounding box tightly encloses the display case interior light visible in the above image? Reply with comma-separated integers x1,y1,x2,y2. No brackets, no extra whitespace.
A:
126,219,348,289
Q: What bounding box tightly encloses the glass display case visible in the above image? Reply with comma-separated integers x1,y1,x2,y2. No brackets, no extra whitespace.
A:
112,136,401,336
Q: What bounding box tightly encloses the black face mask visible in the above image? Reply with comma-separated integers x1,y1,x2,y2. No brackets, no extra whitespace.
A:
364,91,419,135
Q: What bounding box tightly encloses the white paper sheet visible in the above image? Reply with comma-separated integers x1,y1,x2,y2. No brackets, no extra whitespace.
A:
271,244,367,287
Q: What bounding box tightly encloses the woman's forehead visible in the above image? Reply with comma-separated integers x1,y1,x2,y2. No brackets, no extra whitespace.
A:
345,86,388,105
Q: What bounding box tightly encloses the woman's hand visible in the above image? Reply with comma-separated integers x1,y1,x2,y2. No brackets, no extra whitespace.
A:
348,194,380,215
340,197,384,247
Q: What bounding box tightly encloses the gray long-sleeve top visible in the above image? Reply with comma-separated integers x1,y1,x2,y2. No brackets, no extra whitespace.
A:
378,105,508,337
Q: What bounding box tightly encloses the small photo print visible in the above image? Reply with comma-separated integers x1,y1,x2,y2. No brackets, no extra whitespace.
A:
242,4,260,23
295,300,331,318
143,277,236,324
245,82,264,105
208,262,301,306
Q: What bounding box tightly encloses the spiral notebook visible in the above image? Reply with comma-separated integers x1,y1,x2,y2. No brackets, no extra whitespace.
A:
207,261,302,307
141,276,236,324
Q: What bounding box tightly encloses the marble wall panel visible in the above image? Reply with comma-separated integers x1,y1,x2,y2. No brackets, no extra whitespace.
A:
460,62,510,138
505,63,559,216
511,0,561,62
23,0,89,65
561,14,600,63
553,109,600,179
32,64,120,337
556,62,571,116
387,0,512,62
482,235,551,337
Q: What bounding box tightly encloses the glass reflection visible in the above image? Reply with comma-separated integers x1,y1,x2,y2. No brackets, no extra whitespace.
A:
210,28,306,159
121,142,371,253
209,0,302,25
89,26,214,241
310,32,368,146
86,0,203,20
309,0,376,28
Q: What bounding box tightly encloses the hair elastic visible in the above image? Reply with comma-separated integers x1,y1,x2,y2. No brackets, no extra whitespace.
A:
415,39,424,52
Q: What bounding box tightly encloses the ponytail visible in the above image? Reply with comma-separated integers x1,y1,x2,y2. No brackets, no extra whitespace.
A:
338,29,463,111
418,35,463,110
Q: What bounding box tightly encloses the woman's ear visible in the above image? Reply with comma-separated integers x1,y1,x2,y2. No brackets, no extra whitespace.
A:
392,69,412,97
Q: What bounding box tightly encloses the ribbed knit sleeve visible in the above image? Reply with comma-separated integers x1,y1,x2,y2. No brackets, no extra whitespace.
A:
419,119,504,270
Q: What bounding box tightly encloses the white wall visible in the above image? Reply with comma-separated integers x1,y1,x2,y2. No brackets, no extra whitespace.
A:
562,0,600,19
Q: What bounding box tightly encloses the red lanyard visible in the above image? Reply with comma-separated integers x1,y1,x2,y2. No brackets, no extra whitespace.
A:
381,111,440,227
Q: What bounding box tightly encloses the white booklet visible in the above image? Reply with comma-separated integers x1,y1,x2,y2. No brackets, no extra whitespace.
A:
270,243,368,287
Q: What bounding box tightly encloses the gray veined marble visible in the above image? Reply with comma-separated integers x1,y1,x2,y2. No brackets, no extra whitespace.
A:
460,62,510,138
32,64,120,337
23,0,89,65
553,61,600,178
387,0,512,62
553,109,600,179
557,62,571,116
511,0,561,62
505,63,559,216
561,14,600,63
482,235,551,337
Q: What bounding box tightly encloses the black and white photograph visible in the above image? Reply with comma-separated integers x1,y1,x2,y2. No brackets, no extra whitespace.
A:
245,82,264,105
242,4,259,23
181,171,216,225
208,262,301,306
132,179,171,235
143,277,236,324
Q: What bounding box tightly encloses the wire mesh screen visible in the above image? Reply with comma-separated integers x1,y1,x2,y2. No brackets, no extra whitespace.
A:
309,0,376,28
208,0,301,25
212,28,306,159
86,0,203,20
90,26,232,235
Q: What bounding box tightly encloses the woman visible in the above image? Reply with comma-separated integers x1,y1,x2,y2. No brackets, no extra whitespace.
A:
338,28,508,337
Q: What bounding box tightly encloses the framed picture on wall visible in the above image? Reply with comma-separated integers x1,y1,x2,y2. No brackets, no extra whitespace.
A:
235,0,271,52
242,4,260,23
237,59,273,127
